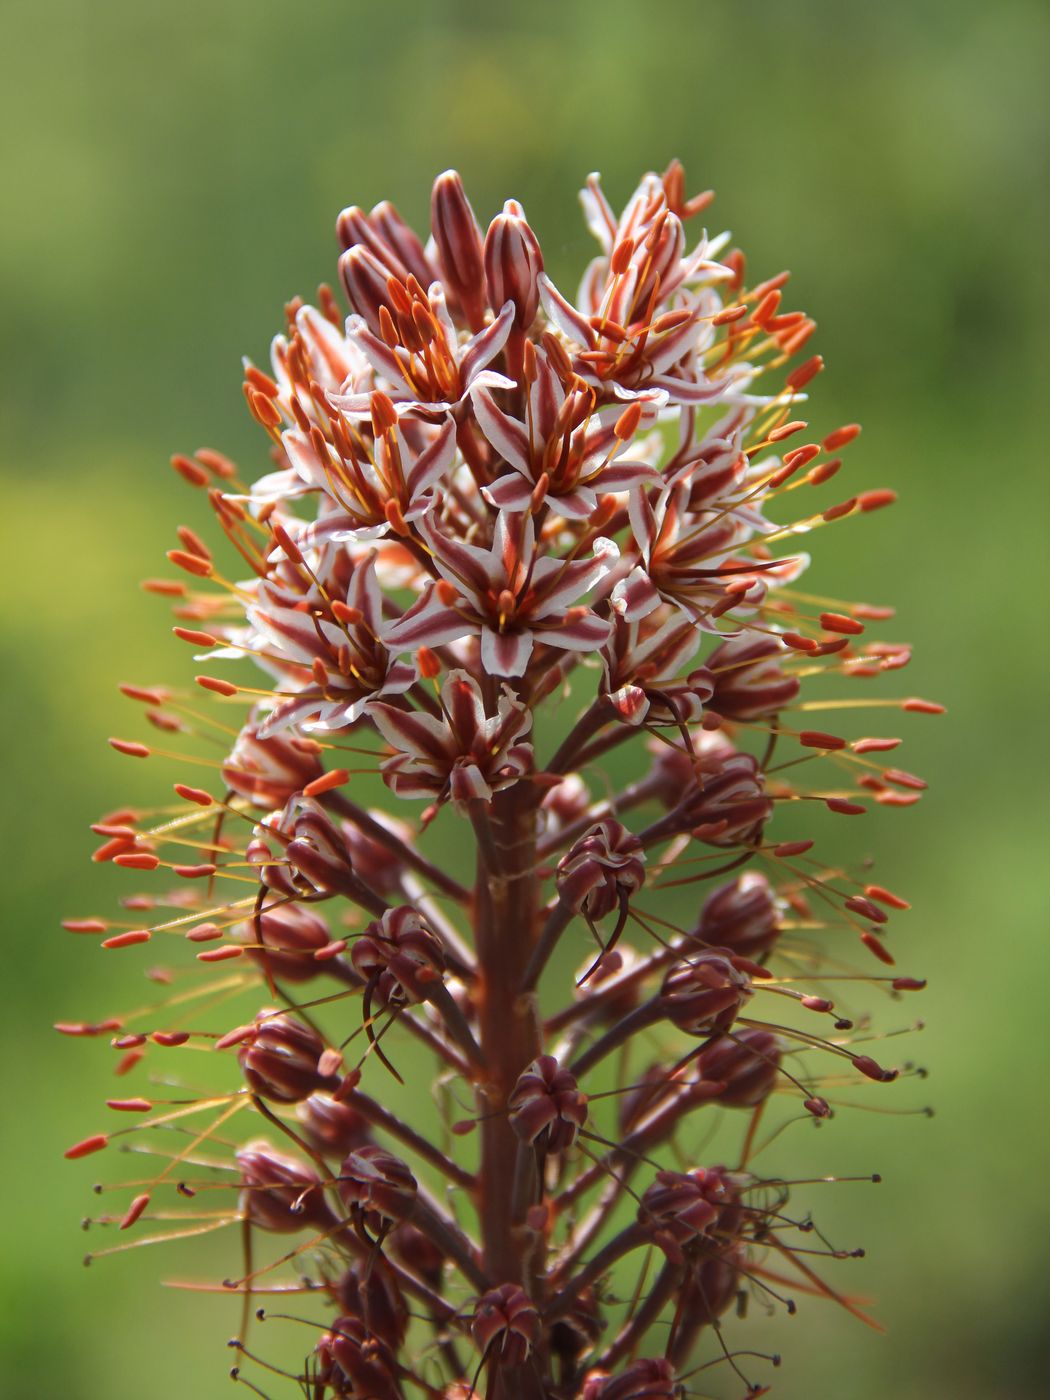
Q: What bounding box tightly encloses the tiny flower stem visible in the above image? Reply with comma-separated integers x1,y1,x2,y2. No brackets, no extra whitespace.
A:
341,1086,476,1190
325,791,470,904
568,998,664,1080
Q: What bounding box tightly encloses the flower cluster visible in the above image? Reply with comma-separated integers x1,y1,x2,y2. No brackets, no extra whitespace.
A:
62,165,939,1399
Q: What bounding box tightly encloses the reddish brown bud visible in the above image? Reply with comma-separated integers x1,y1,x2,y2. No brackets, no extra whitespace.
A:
509,1056,587,1152
238,1011,334,1104
697,1029,781,1108
695,872,781,959
296,1093,373,1158
661,952,752,1037
484,199,543,330
431,170,487,330
236,1140,335,1234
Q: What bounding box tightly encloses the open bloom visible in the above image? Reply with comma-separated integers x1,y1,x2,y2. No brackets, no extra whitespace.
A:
64,162,937,1400
385,509,618,675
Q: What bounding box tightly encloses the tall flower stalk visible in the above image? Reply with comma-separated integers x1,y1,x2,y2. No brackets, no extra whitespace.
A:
62,164,939,1399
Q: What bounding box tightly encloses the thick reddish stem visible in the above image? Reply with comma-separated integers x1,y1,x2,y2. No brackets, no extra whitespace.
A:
472,786,543,1293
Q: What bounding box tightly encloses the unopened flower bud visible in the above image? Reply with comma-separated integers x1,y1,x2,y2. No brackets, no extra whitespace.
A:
319,1316,402,1400
484,199,544,330
296,1093,373,1158
388,1220,445,1288
224,723,323,809
431,170,487,331
696,1029,781,1108
238,1011,334,1103
707,633,800,721
335,1257,408,1352
694,871,781,959
640,1165,739,1263
339,244,397,337
583,1357,677,1400
241,902,333,983
236,1139,335,1234
573,944,645,1025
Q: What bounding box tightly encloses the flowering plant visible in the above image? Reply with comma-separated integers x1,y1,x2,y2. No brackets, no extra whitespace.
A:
62,164,938,1399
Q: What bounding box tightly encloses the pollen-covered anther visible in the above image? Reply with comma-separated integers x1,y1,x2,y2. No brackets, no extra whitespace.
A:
472,1284,541,1367
508,1056,588,1152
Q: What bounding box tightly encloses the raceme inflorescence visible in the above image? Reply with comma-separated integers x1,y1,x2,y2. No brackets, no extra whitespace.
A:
62,165,939,1399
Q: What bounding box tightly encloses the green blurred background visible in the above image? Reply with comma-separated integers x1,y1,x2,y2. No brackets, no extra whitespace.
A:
2,1,1046,1396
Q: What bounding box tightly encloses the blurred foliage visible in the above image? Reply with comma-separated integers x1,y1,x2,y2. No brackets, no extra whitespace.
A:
1,1,1046,1397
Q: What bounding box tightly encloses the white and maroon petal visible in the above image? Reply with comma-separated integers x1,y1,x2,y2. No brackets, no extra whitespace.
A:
296,304,362,386
337,320,412,397
610,566,663,622
646,314,706,374
379,660,419,696
404,418,458,501
604,381,671,408
413,521,495,602
470,386,531,473
480,626,533,677
534,610,611,652
607,684,650,725
538,274,596,348
249,468,313,504
282,431,334,493
460,301,515,387
547,487,597,520
484,688,534,749
250,608,323,666
449,763,493,806
597,459,661,492
369,702,456,763
257,692,327,739
345,550,384,635
380,757,441,801
580,174,618,251
482,474,535,512
300,515,387,549
648,372,731,406
309,695,371,731
491,509,534,594
627,485,661,560
444,670,489,741
577,255,608,316
382,586,478,652
462,368,517,398
530,536,618,615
